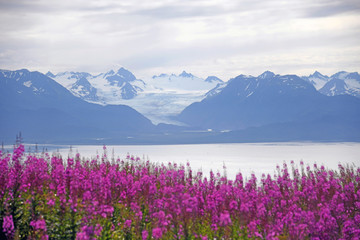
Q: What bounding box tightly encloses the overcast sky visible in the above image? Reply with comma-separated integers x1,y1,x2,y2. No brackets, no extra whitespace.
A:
0,0,359,80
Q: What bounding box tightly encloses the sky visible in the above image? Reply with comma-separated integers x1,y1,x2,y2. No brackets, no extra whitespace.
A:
0,0,359,81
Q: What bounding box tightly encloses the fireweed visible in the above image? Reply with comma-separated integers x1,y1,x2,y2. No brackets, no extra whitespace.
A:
0,145,359,239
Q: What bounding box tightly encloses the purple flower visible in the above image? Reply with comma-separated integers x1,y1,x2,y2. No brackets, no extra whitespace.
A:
152,227,162,239
229,200,237,210
94,224,102,236
76,226,94,240
47,198,55,206
2,215,15,238
142,230,148,240
219,212,232,226
124,219,132,229
1,146,360,240
30,219,47,231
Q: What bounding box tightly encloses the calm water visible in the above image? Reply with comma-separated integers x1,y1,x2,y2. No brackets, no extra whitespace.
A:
54,142,360,180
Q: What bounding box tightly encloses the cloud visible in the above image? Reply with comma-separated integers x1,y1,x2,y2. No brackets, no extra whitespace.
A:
132,5,222,19
0,0,359,78
301,0,360,18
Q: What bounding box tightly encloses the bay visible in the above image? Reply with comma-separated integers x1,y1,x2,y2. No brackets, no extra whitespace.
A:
56,142,360,180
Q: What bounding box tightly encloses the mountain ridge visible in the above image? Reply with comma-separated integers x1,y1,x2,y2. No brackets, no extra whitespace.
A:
302,71,360,98
0,69,155,143
1,68,360,143
177,72,360,141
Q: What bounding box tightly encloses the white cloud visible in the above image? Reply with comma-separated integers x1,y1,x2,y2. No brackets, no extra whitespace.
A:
0,0,359,79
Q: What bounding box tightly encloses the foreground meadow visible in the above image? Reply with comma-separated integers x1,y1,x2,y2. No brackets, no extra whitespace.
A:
1,145,359,239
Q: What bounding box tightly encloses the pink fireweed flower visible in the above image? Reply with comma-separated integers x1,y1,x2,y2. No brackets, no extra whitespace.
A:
142,230,148,240
94,224,102,236
124,219,132,229
211,223,218,231
76,226,94,240
1,147,360,240
229,200,237,210
152,227,162,239
30,219,47,231
47,198,55,207
2,215,15,238
200,235,208,240
219,212,232,226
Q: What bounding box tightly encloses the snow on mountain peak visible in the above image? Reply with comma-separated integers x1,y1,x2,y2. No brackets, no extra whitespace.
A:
320,71,360,98
205,76,223,83
106,67,136,83
205,82,228,98
46,71,55,78
105,70,115,76
146,71,221,93
302,71,329,90
319,78,349,96
331,71,349,80
330,71,360,82
259,71,275,79
47,68,145,103
346,72,360,81
179,71,194,78
116,67,133,76
310,71,328,79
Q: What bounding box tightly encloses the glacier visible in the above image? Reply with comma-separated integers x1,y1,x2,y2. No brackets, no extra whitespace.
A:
48,68,223,124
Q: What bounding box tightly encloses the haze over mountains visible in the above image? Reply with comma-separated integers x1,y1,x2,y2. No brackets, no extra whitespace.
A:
1,68,360,143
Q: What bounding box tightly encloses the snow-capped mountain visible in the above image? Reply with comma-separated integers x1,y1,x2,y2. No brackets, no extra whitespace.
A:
319,78,349,96
47,67,146,103
302,71,329,90
205,82,228,98
46,67,360,127
94,68,146,100
205,71,311,101
48,69,223,124
1,69,69,100
205,76,223,83
0,69,154,142
117,71,223,124
148,71,222,92
319,71,360,98
178,71,360,131
70,75,99,101
302,71,360,98
2,68,360,143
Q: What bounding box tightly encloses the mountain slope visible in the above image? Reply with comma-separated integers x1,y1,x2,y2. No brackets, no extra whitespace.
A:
302,71,329,90
47,67,146,102
319,71,360,98
302,71,360,98
48,69,223,124
217,113,360,142
0,69,154,142
178,71,360,136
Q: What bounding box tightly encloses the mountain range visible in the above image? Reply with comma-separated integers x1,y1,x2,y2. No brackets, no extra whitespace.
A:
1,68,359,143
46,68,146,102
47,68,222,124
301,71,360,98
0,69,154,143
178,71,360,141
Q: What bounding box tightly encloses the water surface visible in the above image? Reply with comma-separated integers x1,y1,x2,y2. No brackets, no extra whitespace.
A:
56,142,360,180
